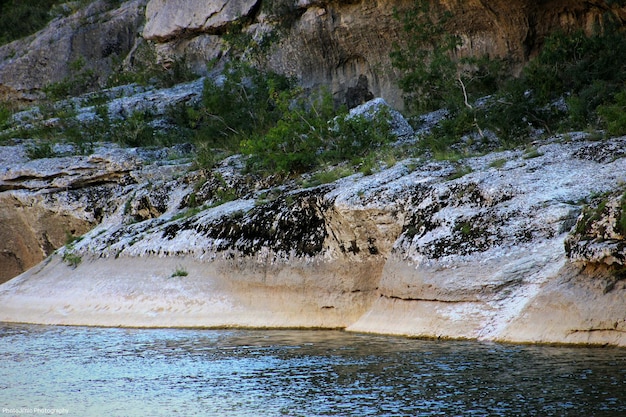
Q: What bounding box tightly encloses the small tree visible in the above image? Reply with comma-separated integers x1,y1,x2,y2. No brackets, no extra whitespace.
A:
390,0,461,114
240,89,335,174
390,0,507,143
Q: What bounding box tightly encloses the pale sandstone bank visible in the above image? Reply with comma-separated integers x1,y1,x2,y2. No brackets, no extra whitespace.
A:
1,134,625,346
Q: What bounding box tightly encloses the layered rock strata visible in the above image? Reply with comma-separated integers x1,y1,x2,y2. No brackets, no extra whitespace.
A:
1,133,625,346
0,142,192,283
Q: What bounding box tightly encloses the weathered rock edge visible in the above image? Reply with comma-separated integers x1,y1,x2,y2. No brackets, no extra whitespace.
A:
1,136,626,347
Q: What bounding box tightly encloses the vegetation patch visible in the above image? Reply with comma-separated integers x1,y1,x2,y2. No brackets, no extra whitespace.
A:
574,192,612,237
6,0,626,196
522,148,543,159
489,158,507,169
171,266,188,277
62,251,82,268
301,166,354,188
162,60,397,178
616,191,626,237
25,141,56,159
0,0,64,45
392,0,626,160
241,88,395,176
446,164,473,181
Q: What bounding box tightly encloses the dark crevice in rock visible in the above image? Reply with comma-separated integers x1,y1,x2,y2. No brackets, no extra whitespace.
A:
381,294,473,304
568,328,626,334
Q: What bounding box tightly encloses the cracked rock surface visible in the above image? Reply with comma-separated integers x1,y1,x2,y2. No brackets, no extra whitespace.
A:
1,134,625,346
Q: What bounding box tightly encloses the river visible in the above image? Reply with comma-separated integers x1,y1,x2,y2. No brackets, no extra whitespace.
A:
1,324,625,416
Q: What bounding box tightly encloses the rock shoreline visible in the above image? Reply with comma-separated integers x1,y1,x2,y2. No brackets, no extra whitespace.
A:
1,135,625,347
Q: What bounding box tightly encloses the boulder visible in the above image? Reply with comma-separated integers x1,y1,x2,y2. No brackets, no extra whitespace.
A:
347,97,414,141
143,0,261,42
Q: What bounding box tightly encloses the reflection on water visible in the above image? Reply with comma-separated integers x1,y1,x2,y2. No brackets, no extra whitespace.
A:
0,324,625,416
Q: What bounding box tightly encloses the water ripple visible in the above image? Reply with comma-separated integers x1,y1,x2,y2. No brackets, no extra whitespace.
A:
0,325,625,416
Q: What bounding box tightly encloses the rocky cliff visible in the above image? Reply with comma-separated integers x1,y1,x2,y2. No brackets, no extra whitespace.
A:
1,0,624,106
1,0,626,346
1,124,625,345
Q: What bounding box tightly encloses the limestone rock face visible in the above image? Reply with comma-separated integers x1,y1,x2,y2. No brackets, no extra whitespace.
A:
1,0,625,106
1,134,626,346
1,0,626,345
565,191,626,267
0,0,148,103
0,143,192,283
262,0,411,109
141,0,625,108
143,0,261,42
0,193,95,284
262,0,626,108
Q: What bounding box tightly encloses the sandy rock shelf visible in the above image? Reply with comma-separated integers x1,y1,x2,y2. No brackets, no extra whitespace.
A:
1,135,626,346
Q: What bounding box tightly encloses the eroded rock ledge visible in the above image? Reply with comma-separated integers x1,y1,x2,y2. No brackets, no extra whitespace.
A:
1,134,625,346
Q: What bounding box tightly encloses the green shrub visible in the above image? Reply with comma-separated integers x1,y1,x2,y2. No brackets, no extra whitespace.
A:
0,0,125,45
210,173,238,205
392,2,626,158
200,62,292,143
329,109,396,165
390,0,512,154
618,191,626,236
302,166,354,187
0,103,12,131
446,164,473,180
43,57,100,100
390,0,507,115
25,142,56,159
174,62,295,168
62,252,82,268
390,0,461,113
525,25,626,106
0,0,60,45
157,58,198,88
489,158,507,169
241,89,395,175
514,21,626,134
106,42,161,88
171,266,188,277
241,109,323,174
64,231,83,246
598,90,626,136
479,79,552,143
522,147,543,159
106,110,156,147
108,54,198,90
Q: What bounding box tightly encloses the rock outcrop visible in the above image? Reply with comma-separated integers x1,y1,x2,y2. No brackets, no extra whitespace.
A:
565,190,626,267
1,131,625,346
0,142,193,283
1,0,626,346
2,0,625,106
144,0,626,108
143,0,261,42
0,0,148,103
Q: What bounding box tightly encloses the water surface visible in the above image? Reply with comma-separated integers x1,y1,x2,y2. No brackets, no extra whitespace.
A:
1,324,625,416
